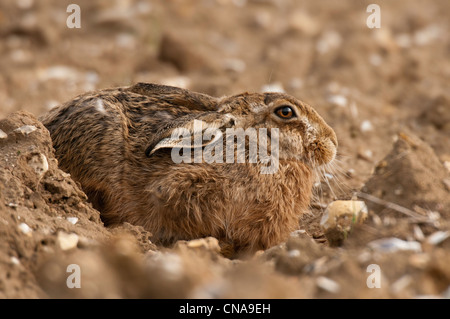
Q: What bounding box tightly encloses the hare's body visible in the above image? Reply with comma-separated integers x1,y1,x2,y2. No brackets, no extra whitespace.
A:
41,83,336,257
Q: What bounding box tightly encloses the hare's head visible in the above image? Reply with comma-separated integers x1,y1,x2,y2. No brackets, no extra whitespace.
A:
217,92,337,167
138,84,336,169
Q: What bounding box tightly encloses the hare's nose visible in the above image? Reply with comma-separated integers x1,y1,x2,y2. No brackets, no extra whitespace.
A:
325,126,338,148
330,132,338,148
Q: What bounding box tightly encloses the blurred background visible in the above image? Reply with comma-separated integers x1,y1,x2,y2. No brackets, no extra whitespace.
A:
0,0,449,193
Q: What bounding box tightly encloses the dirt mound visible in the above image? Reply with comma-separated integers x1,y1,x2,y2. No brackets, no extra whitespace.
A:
0,111,108,297
362,131,450,218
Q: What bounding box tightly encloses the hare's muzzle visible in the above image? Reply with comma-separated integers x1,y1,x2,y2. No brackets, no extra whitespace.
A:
310,130,337,167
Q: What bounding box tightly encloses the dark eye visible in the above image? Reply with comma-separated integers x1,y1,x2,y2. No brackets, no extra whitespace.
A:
275,106,295,119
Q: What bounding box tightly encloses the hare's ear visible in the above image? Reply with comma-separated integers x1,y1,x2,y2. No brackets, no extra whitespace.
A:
145,114,235,157
128,82,218,111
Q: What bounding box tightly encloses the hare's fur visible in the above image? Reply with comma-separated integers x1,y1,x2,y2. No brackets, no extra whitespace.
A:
40,83,337,257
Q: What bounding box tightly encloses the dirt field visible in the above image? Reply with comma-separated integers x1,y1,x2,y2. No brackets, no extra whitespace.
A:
0,0,449,298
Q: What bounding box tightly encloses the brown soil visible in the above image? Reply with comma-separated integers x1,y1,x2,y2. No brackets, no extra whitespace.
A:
0,0,449,298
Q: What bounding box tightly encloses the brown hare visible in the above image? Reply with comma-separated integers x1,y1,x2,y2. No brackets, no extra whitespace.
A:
40,82,337,257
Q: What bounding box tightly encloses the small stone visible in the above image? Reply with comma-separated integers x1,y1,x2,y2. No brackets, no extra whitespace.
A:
316,276,340,293
357,149,373,161
0,129,7,139
414,25,441,46
8,202,18,208
368,238,421,253
57,231,79,251
10,256,21,265
443,179,450,192
320,200,368,246
345,168,355,178
18,222,32,236
327,94,347,107
443,161,450,173
426,231,450,246
360,120,373,132
66,217,79,225
14,125,37,135
27,153,49,178
290,229,306,237
175,237,221,254
413,225,425,241
287,249,301,257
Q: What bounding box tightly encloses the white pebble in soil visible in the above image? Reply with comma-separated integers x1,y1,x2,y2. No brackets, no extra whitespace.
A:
14,125,37,135
18,222,32,236
66,217,79,225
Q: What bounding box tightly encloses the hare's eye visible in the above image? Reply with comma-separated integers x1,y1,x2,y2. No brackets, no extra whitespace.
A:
275,106,295,119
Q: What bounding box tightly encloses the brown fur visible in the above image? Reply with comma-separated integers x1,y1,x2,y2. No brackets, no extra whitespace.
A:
40,83,337,257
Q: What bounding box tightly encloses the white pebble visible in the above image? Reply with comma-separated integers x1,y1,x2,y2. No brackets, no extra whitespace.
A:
290,229,306,237
327,95,347,107
66,217,79,225
368,238,422,253
444,161,450,173
320,200,368,232
0,129,7,139
14,125,37,135
316,276,341,293
346,168,355,177
27,153,48,177
10,256,21,265
413,225,425,241
18,222,32,235
287,249,301,257
360,120,373,132
426,231,450,246
57,231,79,251
414,25,441,46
